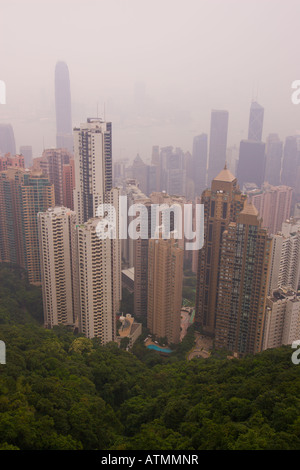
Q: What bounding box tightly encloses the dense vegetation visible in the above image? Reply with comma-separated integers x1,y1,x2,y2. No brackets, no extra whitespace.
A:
1,263,300,450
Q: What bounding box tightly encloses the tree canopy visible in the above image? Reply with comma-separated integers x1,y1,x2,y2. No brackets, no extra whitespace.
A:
0,263,300,450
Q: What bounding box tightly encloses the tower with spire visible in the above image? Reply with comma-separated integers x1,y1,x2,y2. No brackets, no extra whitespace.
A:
195,164,247,334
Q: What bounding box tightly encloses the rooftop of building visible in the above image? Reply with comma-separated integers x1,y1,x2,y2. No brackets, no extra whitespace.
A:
213,164,236,183
122,267,134,282
270,287,300,302
44,206,75,216
118,314,142,338
240,202,259,217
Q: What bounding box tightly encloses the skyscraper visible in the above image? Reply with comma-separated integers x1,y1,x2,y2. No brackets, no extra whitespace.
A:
40,148,74,206
0,168,25,266
264,134,282,186
245,183,292,235
268,218,300,295
0,168,55,283
192,133,208,196
77,209,121,343
159,146,186,197
19,146,33,168
122,179,149,269
237,140,266,189
263,288,300,351
133,190,186,320
55,61,73,154
195,165,246,334
38,207,79,329
215,202,271,356
207,110,229,184
281,135,300,189
20,171,55,284
62,158,75,210
147,235,184,344
38,187,121,341
74,118,112,224
226,145,239,176
0,124,16,155
248,101,264,141
131,154,149,196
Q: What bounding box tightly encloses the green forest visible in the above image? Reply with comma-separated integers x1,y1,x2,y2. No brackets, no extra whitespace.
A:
0,263,300,450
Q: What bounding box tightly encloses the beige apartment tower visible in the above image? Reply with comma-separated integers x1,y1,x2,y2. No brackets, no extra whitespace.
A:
215,203,272,355
77,218,120,343
195,165,247,334
77,188,121,343
38,207,79,329
263,288,300,351
147,236,184,344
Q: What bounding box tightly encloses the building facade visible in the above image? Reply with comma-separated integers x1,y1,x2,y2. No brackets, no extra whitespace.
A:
248,101,264,142
246,183,292,235
215,203,271,355
74,118,112,224
263,288,300,350
147,235,184,344
195,165,246,334
38,207,79,329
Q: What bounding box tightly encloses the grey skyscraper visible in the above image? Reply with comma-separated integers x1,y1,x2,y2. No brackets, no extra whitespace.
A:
237,140,266,190
55,61,73,154
0,124,16,155
207,110,229,184
192,133,208,196
20,146,33,168
248,101,264,141
264,134,282,186
281,136,300,189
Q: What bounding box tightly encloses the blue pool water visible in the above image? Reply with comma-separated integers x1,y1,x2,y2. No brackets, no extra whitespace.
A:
147,344,172,353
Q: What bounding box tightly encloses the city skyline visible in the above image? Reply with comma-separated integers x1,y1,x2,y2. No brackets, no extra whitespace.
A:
1,1,300,160
2,0,300,454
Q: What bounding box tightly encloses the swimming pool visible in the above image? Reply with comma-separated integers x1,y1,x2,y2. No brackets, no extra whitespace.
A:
147,344,172,353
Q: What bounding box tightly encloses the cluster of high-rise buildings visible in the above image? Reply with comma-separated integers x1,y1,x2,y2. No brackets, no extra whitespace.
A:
115,99,300,356
0,62,300,355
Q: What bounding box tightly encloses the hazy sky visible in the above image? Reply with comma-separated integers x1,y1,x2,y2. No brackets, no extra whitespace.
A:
1,0,300,160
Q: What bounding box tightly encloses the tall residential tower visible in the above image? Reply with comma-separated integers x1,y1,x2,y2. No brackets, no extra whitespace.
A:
195,165,246,334
74,118,112,224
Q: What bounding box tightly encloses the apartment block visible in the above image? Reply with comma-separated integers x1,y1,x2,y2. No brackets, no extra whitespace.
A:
263,288,300,350
38,207,79,328
147,236,184,344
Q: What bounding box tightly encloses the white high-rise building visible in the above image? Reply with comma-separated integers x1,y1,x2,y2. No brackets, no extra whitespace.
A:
268,218,300,295
77,188,121,343
38,206,79,329
263,288,300,350
74,118,112,224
